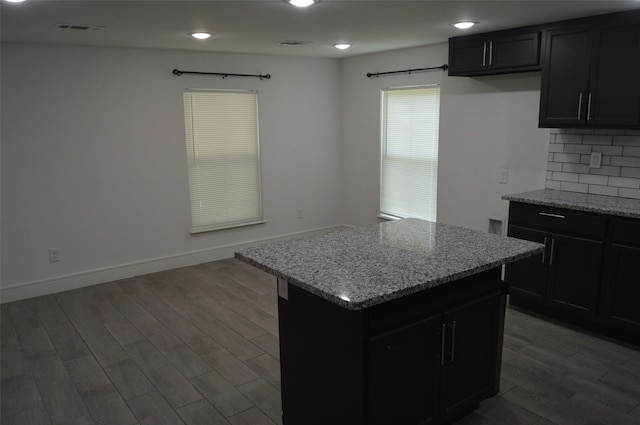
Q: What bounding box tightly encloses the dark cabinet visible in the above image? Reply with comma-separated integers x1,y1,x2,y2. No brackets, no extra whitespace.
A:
440,293,500,422
588,19,640,126
368,291,501,425
539,13,640,128
448,30,542,76
538,25,593,127
508,224,604,318
546,234,603,317
507,202,639,345
368,315,441,425
601,218,640,337
506,226,548,301
278,267,506,425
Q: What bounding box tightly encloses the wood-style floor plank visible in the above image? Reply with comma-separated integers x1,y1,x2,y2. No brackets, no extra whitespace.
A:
1,258,639,425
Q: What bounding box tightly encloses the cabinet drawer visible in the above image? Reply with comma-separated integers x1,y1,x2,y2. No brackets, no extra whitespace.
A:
508,202,607,239
609,217,640,247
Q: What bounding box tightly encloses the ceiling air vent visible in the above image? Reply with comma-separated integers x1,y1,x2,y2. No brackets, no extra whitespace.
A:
279,40,312,46
56,24,104,31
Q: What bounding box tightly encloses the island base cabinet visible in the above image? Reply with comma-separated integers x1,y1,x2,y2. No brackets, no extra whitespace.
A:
440,293,501,422
277,269,505,425
277,281,366,425
368,315,441,425
368,290,503,425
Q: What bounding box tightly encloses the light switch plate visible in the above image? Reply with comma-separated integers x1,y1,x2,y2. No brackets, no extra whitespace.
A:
589,151,602,168
498,168,508,184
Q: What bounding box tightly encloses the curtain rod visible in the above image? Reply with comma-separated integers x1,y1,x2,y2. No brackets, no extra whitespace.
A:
366,64,448,78
172,68,271,80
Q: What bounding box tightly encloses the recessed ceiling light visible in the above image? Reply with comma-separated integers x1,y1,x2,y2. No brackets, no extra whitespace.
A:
452,21,477,30
334,44,351,50
191,32,212,40
284,0,319,8
5,0,27,3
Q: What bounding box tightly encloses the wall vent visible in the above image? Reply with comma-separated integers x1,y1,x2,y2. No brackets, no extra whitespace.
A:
488,217,504,236
56,24,104,31
279,40,312,46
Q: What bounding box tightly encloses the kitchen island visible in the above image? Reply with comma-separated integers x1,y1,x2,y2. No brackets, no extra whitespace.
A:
236,218,543,425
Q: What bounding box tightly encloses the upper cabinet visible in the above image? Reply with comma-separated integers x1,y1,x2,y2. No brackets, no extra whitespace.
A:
448,10,640,129
448,29,542,76
539,12,640,128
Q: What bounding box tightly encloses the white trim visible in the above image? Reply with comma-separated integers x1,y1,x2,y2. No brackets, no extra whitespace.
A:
1,224,350,303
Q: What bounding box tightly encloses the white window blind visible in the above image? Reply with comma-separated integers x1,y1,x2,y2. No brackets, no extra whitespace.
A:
183,89,264,233
380,85,440,222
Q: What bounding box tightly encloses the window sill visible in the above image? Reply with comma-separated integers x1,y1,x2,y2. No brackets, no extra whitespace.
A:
191,219,267,234
377,213,403,221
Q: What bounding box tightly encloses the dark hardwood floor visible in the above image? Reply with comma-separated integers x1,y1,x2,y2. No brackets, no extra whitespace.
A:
1,258,639,424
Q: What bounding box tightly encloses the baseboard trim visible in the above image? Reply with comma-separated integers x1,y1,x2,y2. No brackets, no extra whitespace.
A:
1,224,351,303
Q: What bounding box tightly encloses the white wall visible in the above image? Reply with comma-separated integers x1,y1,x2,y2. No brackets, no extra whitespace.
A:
340,43,550,231
1,43,343,300
1,40,552,302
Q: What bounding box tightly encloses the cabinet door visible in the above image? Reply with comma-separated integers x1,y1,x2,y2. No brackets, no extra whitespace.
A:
440,292,500,422
449,31,541,76
448,37,488,75
507,225,550,302
602,243,640,335
588,19,640,126
547,234,603,317
368,314,441,425
490,32,541,71
539,25,593,127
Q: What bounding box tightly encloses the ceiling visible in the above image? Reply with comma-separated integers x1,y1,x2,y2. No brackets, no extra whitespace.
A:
2,0,640,58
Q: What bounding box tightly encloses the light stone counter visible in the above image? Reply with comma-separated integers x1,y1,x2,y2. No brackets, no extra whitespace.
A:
503,189,640,219
235,218,543,310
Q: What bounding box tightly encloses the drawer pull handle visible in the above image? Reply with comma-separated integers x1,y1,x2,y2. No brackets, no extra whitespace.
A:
482,42,487,67
577,93,583,119
539,212,565,219
550,239,556,266
489,41,493,66
441,323,446,366
450,321,456,363
542,237,548,264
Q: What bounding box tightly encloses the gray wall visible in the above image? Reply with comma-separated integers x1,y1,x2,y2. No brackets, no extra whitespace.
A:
1,43,343,299
340,43,550,231
2,40,553,301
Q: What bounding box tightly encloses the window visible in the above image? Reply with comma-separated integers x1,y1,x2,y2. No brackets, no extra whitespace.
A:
183,89,264,233
380,85,440,222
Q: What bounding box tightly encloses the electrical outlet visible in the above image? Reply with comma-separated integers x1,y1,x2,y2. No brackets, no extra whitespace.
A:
296,209,303,219
49,247,61,263
589,151,602,168
498,168,508,184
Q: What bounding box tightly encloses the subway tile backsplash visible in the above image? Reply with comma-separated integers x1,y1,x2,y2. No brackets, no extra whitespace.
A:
545,129,640,199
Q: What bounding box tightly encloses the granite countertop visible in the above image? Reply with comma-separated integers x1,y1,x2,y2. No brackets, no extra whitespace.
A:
502,189,640,219
235,218,543,310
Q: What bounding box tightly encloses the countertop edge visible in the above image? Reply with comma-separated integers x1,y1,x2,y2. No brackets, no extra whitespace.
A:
235,246,543,311
502,189,640,219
